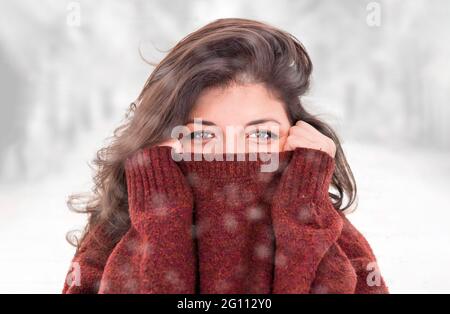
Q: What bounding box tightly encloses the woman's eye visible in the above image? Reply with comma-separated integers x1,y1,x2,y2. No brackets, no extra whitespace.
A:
189,130,215,141
247,130,279,141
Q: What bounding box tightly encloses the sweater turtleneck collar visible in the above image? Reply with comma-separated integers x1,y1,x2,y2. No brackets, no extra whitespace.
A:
176,150,294,180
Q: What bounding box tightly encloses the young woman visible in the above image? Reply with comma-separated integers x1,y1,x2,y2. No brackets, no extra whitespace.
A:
62,18,389,294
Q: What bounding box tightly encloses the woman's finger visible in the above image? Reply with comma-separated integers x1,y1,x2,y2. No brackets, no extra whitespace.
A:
283,135,317,151
289,124,315,137
289,125,320,143
295,120,325,137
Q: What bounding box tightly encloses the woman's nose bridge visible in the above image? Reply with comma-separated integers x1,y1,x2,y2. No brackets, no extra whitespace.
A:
224,125,245,138
219,125,247,152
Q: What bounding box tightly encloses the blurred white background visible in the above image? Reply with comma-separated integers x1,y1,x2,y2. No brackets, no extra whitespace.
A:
0,0,449,293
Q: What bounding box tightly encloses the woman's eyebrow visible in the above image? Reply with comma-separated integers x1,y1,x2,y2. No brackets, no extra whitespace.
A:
186,119,216,126
245,118,281,126
186,118,281,126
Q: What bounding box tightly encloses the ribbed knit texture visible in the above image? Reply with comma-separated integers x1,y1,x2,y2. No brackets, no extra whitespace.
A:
177,150,293,293
62,146,389,294
271,147,349,293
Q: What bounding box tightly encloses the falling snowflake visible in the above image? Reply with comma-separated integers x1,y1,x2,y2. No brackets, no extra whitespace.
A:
223,213,238,232
245,206,264,221
254,244,271,260
140,241,154,256
215,278,231,293
99,278,110,293
149,193,170,216
274,252,288,267
311,284,329,294
119,261,133,275
124,278,139,293
256,172,272,183
125,238,139,252
164,270,185,291
297,204,313,224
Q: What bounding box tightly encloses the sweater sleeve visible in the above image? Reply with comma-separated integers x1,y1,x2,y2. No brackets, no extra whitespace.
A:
271,147,343,293
63,145,196,294
62,222,115,294
125,145,193,234
102,145,196,293
336,214,389,293
271,147,388,294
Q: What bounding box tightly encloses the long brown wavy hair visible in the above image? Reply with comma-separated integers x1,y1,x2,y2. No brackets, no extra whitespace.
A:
67,18,357,252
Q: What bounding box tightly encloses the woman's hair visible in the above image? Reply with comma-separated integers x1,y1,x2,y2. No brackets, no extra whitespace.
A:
67,18,357,251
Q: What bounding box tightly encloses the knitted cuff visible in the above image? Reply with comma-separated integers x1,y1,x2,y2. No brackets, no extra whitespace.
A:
275,147,335,208
62,224,115,294
125,146,194,230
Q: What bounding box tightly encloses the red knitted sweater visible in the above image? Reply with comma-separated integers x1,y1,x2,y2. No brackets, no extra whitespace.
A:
62,146,389,294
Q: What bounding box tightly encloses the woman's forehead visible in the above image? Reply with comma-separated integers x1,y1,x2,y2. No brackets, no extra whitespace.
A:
189,83,290,127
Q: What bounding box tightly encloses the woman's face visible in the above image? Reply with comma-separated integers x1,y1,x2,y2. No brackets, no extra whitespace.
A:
183,83,291,154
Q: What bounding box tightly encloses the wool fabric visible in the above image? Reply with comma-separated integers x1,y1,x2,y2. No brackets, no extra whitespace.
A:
62,146,388,294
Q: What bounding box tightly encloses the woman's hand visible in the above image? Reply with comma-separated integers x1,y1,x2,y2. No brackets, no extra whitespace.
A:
283,121,336,158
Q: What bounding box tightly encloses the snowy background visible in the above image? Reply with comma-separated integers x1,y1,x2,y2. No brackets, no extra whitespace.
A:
1,0,449,293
